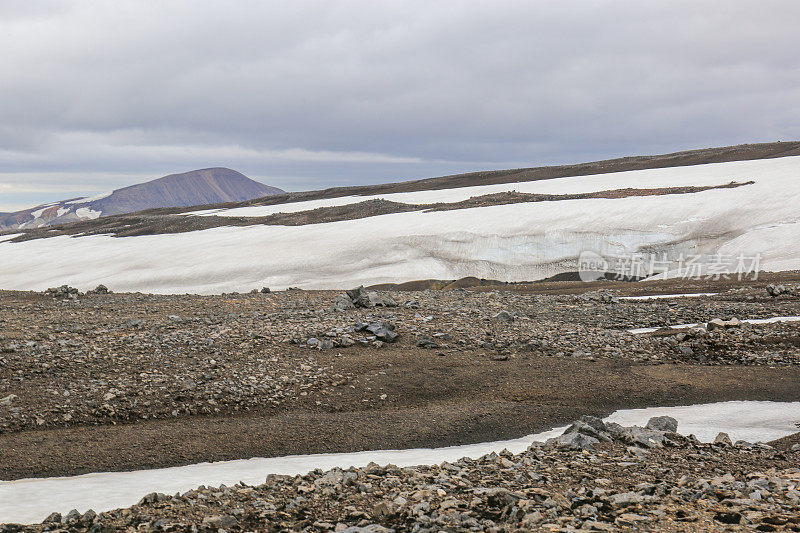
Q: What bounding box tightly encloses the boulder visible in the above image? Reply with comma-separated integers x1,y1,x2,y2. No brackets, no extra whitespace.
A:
366,321,398,343
346,286,372,308
368,292,398,307
44,285,80,299
493,311,515,323
767,284,792,297
202,515,239,529
562,420,612,442
330,294,356,312
646,415,678,433
416,335,438,348
90,284,109,294
713,432,732,446
546,432,600,449
707,317,740,331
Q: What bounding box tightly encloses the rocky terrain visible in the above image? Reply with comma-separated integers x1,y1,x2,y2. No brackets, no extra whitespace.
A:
1,275,800,482
7,415,800,532
3,275,800,531
2,279,800,436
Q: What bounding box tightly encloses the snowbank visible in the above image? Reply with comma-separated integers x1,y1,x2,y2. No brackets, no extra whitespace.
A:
2,156,800,292
1,401,798,524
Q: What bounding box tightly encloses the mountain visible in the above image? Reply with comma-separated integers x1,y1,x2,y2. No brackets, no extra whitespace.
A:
0,168,284,230
2,142,800,293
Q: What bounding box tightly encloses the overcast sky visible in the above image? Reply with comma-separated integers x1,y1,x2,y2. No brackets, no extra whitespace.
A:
1,1,799,211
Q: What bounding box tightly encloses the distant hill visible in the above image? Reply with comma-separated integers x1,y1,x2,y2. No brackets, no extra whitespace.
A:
0,168,284,230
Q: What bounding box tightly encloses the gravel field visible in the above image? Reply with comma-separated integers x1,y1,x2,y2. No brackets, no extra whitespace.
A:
3,276,800,530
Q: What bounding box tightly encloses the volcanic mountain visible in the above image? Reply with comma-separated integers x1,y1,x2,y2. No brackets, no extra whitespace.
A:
0,168,284,230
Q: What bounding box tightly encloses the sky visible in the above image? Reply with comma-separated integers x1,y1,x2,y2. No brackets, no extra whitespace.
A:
1,1,799,212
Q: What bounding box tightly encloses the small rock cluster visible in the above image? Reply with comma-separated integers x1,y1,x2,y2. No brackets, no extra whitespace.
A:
767,284,795,297
331,286,398,312
43,285,80,299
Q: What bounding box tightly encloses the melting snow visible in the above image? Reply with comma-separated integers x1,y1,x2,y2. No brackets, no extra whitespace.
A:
628,316,800,334
64,191,113,205
618,293,719,301
0,401,797,524
74,207,102,220
2,156,800,292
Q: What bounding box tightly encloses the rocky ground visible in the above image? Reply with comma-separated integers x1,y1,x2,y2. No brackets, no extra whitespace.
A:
2,279,800,436
3,276,800,531
7,415,800,532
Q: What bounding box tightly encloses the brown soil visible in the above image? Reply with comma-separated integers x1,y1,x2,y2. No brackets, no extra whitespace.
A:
2,350,799,481
3,273,800,480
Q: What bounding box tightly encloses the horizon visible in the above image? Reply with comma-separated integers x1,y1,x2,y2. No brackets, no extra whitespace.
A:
3,139,797,213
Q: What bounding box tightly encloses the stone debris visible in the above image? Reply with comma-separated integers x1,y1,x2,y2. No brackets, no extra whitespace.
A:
9,416,800,532
2,284,800,433
87,284,109,295
43,285,80,299
767,284,795,297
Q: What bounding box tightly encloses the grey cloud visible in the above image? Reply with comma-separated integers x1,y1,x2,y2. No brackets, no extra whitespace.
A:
1,0,799,210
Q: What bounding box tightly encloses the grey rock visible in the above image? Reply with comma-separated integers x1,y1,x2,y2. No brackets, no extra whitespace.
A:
645,416,678,433
609,491,644,508
331,294,356,312
493,311,515,323
339,525,395,533
562,420,612,442
368,292,397,307
547,432,600,449
345,286,373,308
366,321,398,343
767,284,791,297
579,415,607,432
713,432,732,446
416,335,438,349
202,515,239,529
0,394,18,406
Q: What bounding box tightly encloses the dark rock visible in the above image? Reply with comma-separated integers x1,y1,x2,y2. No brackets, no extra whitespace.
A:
201,515,239,529
646,416,678,433
714,511,741,524
416,335,438,349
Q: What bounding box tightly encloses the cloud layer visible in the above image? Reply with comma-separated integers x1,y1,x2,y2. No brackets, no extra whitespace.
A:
1,0,799,210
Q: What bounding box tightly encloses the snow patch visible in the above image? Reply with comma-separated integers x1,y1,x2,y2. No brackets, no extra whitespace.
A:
0,401,797,525
74,207,102,220
618,293,718,301
628,316,800,334
1,156,800,292
64,191,113,205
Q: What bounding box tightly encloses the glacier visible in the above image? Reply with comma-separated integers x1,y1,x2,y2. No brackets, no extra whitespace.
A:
1,156,800,293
